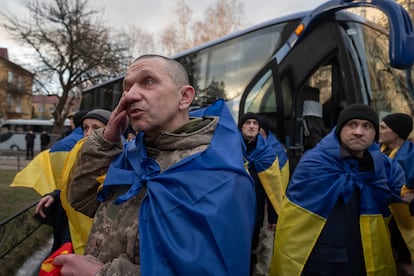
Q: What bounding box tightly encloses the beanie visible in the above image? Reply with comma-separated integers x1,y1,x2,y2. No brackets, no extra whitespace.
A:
259,115,271,134
382,113,413,139
81,109,111,127
72,110,90,128
238,112,260,129
335,103,379,139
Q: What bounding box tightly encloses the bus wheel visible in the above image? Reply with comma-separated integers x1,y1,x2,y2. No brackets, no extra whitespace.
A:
10,145,19,151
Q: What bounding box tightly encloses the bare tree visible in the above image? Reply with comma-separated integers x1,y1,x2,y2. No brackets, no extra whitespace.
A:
160,0,244,56
117,26,157,59
0,0,130,133
192,0,244,46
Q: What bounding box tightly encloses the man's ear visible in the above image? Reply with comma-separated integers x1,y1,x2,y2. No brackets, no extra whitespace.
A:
179,85,195,110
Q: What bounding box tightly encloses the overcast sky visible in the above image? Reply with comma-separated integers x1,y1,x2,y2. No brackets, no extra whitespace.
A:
1,0,327,61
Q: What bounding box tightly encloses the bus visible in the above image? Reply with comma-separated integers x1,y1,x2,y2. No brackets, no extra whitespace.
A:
0,119,71,152
80,0,414,167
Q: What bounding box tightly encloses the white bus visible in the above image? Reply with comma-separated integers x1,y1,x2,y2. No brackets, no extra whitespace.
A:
0,119,71,152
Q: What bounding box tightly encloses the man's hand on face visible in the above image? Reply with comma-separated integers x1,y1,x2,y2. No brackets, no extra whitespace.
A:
104,93,130,143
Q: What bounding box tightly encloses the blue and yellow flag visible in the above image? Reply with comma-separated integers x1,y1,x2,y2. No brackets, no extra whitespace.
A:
381,140,414,260
101,99,256,275
271,130,404,276
241,132,284,214
59,137,94,255
9,127,83,196
9,150,56,196
49,127,84,187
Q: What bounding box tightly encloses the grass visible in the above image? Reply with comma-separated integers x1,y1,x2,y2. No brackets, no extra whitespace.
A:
0,169,41,221
0,168,52,275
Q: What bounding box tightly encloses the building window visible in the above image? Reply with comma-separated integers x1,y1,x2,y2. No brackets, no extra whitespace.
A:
16,97,21,112
18,76,23,89
7,94,13,110
8,71,13,83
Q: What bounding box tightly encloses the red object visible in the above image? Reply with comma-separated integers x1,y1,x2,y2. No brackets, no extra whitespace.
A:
39,242,73,276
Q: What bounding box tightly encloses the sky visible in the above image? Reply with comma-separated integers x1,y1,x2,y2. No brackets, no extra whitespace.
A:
0,0,327,63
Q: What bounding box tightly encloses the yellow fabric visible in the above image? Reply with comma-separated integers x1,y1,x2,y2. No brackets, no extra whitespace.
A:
9,150,56,196
59,137,93,255
270,198,325,276
360,215,396,276
271,199,398,275
389,203,414,261
258,157,283,214
380,145,414,261
49,151,70,188
279,160,290,194
380,144,399,159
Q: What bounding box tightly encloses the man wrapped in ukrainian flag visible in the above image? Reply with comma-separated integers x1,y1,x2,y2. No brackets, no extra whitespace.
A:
271,104,411,276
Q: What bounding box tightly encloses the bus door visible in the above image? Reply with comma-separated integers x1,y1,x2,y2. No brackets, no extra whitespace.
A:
240,0,414,170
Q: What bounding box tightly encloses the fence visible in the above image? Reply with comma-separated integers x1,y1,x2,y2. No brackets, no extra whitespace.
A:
0,201,42,259
0,151,31,170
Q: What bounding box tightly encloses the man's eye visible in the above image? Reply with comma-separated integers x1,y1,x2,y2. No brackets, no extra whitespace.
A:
144,78,155,85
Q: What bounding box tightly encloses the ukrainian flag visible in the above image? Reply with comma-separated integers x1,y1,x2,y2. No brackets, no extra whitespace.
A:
59,137,94,255
271,130,404,276
9,149,56,196
101,99,256,275
9,127,83,196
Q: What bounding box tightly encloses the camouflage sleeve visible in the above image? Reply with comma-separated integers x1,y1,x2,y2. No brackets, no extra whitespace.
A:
68,128,123,217
98,258,141,276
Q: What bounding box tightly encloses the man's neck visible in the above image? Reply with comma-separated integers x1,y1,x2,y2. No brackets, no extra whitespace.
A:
385,137,404,151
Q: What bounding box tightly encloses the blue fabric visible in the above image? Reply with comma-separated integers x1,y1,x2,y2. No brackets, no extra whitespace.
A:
240,132,277,173
266,132,288,169
49,127,83,152
394,140,414,188
101,99,256,275
287,129,404,218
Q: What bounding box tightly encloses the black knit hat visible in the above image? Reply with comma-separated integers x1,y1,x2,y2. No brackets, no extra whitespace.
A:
382,113,413,139
259,115,272,134
72,110,90,128
81,109,111,128
335,103,379,139
238,112,260,129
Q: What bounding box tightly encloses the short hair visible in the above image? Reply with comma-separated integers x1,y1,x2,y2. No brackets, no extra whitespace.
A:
133,55,189,87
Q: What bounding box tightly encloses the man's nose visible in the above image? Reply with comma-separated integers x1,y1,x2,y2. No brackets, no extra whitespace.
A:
125,84,142,98
353,126,364,134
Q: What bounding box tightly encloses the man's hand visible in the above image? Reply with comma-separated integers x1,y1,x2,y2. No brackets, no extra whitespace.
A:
104,92,130,143
35,195,55,218
54,254,104,276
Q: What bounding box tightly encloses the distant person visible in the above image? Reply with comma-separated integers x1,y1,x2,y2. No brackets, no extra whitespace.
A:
254,115,290,276
25,129,35,159
238,112,282,275
35,109,111,254
40,130,51,151
379,112,414,276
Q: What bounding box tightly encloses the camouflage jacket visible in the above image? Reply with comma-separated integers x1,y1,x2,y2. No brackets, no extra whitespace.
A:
68,117,217,275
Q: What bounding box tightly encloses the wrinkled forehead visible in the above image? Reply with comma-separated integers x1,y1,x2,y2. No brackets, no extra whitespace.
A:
127,57,166,74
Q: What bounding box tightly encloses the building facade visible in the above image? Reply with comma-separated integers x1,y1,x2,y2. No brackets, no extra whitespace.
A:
0,48,34,124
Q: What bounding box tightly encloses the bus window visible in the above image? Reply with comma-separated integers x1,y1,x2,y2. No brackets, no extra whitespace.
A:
176,21,299,109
